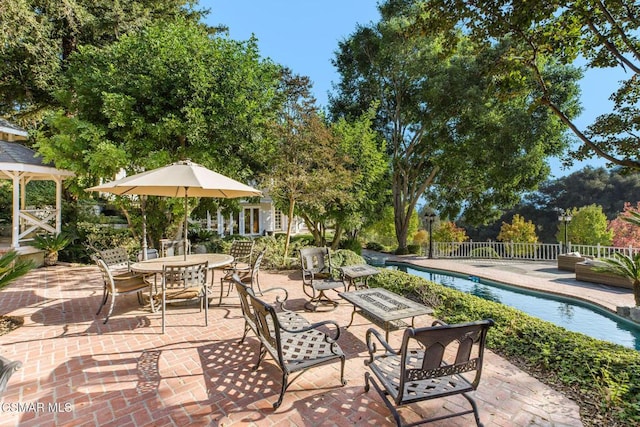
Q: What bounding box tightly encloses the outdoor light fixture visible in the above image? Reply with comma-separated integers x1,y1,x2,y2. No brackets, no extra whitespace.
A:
558,209,572,254
426,212,437,259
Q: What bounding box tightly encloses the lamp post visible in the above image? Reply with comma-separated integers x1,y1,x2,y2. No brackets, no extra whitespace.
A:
426,213,436,259
558,210,572,254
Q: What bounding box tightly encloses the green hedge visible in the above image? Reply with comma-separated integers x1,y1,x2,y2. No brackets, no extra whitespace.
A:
368,268,640,426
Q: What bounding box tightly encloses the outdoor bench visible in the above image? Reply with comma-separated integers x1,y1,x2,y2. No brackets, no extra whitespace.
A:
233,275,346,409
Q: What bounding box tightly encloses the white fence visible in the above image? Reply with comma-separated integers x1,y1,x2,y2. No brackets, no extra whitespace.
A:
426,241,639,261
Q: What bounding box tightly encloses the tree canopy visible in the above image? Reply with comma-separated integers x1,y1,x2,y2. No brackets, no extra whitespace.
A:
0,0,208,120
261,71,387,253
414,0,640,170
31,18,281,247
330,1,580,252
558,204,613,246
35,18,281,192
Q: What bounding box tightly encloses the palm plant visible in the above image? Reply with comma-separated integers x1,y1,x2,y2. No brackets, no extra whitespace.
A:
32,233,71,266
594,252,640,306
0,250,34,290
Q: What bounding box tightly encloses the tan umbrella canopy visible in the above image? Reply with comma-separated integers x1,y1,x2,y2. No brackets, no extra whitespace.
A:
86,160,262,259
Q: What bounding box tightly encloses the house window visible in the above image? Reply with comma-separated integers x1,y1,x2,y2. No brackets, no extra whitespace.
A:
225,212,239,235
274,210,282,231
244,207,260,235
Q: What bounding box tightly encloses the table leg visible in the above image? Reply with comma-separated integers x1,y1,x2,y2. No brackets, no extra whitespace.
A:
346,306,357,329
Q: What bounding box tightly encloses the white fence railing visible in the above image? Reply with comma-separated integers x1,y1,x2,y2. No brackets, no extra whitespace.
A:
425,241,639,261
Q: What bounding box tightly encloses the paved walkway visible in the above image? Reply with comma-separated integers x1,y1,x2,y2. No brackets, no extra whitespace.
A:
0,257,622,426
383,254,635,312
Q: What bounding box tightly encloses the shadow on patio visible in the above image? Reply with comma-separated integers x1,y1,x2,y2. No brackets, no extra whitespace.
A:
0,264,582,426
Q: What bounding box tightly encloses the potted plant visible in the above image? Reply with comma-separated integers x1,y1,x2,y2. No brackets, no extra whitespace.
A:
32,233,71,266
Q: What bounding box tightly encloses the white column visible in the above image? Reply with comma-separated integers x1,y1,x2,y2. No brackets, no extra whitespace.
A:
11,173,20,248
55,177,63,234
216,210,224,235
20,177,26,210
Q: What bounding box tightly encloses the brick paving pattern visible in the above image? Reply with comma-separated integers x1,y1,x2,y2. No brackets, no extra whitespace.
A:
0,258,599,426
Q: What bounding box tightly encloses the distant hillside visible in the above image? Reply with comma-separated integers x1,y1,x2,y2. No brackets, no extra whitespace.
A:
461,166,640,243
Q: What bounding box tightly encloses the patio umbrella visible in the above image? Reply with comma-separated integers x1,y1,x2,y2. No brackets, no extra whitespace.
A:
86,160,262,259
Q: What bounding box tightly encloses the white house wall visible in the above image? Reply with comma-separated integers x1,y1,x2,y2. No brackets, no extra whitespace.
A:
211,199,305,237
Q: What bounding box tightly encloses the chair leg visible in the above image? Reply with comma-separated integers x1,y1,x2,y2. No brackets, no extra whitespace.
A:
161,291,166,334
462,392,483,427
254,274,262,294
219,278,225,306
304,290,339,312
148,285,156,313
136,290,143,305
273,372,289,409
365,372,403,427
96,286,108,316
204,290,208,326
103,294,117,324
239,322,250,343
253,343,266,371
339,354,347,386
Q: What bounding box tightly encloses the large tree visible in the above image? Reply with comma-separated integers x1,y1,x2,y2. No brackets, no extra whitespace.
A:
34,18,281,245
35,19,280,186
0,0,207,120
416,0,640,170
330,4,580,252
260,71,355,256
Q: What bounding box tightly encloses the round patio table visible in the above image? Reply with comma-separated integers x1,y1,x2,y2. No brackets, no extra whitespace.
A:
130,253,233,273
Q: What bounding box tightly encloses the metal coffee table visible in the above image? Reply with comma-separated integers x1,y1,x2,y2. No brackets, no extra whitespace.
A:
340,264,380,290
339,288,433,340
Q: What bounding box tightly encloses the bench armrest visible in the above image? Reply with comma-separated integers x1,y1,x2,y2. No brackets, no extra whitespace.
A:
256,286,290,311
280,319,342,342
365,328,397,364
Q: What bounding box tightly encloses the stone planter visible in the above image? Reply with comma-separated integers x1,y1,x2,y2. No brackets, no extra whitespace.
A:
193,244,207,254
43,252,58,266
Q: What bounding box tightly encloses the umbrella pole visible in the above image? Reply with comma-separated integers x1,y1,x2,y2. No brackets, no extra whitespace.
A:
184,188,189,261
141,196,148,261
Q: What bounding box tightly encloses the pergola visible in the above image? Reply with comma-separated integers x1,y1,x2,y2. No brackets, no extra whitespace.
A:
0,120,74,249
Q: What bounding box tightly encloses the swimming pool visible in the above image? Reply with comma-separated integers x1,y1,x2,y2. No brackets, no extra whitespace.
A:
388,262,640,350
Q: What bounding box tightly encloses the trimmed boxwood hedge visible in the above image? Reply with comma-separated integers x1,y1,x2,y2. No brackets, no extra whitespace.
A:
368,268,640,426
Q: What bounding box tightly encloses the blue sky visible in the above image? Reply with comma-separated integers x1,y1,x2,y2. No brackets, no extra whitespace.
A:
202,0,628,177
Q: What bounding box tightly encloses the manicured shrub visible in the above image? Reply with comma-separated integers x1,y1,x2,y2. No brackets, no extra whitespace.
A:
366,241,385,252
79,222,138,262
329,249,366,268
470,247,501,258
407,244,421,254
340,238,362,255
368,266,640,426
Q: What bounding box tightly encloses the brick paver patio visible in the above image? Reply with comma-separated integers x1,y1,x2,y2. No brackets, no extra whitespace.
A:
0,260,588,426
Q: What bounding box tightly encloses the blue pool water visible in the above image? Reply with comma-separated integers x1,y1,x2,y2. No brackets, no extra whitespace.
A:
389,263,640,350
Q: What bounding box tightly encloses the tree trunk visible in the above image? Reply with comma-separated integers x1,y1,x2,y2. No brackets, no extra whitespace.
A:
283,197,295,263
634,280,640,306
302,214,322,246
331,224,344,251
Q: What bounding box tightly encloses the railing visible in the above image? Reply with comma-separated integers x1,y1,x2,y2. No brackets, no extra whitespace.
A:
18,208,58,243
425,241,639,261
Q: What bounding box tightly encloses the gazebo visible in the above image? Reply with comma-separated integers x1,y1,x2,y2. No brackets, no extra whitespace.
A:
0,119,74,251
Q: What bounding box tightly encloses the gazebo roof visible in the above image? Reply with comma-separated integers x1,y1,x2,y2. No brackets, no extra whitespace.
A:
0,118,28,138
0,141,74,179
